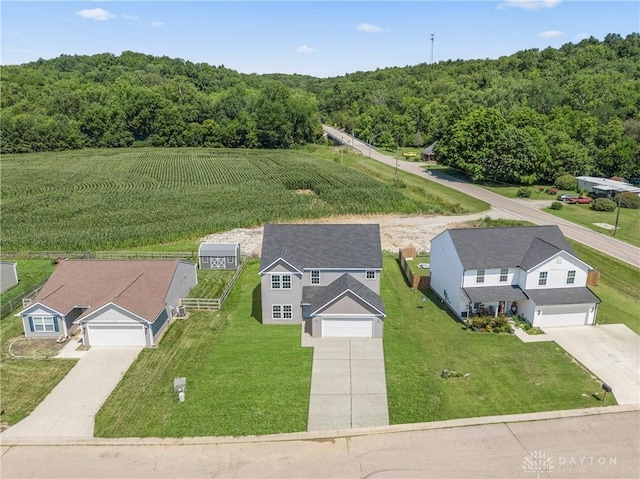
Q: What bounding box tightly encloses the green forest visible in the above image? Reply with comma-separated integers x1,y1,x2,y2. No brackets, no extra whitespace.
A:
1,33,638,184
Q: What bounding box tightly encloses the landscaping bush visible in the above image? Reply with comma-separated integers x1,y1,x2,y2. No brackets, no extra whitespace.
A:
550,201,564,210
545,187,558,195
516,187,532,198
465,314,511,333
555,174,577,191
591,198,616,212
616,192,640,209
538,186,545,193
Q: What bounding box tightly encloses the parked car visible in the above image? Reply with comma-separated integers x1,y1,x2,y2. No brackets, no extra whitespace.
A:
567,196,593,204
557,194,576,202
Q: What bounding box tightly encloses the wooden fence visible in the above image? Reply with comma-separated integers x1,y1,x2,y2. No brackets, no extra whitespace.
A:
586,269,600,286
179,256,250,312
1,280,47,319
398,248,430,290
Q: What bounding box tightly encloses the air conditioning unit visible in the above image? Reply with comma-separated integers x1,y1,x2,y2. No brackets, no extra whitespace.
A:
176,305,187,318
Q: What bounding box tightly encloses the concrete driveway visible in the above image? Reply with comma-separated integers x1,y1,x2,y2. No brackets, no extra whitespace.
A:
1,347,141,438
303,335,389,431
543,324,640,405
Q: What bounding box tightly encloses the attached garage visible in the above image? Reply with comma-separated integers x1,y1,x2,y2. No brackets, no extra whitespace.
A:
536,305,592,328
321,317,374,338
87,324,147,347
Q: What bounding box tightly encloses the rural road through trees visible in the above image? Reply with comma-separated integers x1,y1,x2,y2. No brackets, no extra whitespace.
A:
322,125,640,269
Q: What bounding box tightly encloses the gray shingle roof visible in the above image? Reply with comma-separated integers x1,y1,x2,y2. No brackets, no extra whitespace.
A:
199,242,238,256
302,274,385,315
525,287,601,305
463,285,529,303
260,224,382,272
446,225,575,270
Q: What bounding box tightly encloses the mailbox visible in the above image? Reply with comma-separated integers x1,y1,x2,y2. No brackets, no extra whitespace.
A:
602,383,612,393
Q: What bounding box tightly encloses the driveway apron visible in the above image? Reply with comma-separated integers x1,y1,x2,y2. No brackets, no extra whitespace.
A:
306,338,389,431
543,324,640,405
1,347,142,438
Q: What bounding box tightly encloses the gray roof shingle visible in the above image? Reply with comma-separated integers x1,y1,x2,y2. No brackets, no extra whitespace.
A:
446,225,575,270
525,287,601,305
260,224,382,271
463,285,529,303
302,274,385,315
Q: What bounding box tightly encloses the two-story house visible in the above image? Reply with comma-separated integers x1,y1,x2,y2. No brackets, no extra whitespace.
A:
430,225,601,328
259,223,386,338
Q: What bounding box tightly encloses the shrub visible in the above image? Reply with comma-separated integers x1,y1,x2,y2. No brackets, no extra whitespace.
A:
538,186,545,192
516,187,532,198
616,192,640,209
550,201,564,210
548,187,558,195
555,174,576,191
591,198,616,212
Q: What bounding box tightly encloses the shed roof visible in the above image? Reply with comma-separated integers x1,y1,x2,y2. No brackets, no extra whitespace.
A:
260,224,382,272
28,260,190,322
443,225,575,271
421,143,436,155
198,242,239,256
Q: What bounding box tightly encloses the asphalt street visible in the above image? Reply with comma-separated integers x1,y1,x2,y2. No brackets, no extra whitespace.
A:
322,125,640,269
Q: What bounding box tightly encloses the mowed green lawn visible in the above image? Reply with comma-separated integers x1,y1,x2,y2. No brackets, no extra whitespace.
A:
546,204,640,248
95,260,312,437
569,241,640,334
382,255,609,424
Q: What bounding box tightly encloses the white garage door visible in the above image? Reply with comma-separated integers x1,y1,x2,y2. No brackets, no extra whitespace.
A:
321,318,373,338
87,325,146,347
538,305,589,328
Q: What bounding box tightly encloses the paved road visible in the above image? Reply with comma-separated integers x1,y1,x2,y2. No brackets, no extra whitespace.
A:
1,408,638,478
323,125,640,268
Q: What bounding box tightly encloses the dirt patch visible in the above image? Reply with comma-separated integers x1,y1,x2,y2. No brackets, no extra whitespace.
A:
202,208,520,256
9,337,65,359
295,189,315,195
593,222,615,230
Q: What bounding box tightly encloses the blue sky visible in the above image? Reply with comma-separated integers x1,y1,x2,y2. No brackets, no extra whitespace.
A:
2,1,638,77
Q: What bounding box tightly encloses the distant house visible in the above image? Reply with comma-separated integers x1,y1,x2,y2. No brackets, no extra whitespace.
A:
421,142,437,161
430,225,600,328
576,176,640,198
17,260,197,347
198,243,241,270
259,224,386,338
0,262,19,293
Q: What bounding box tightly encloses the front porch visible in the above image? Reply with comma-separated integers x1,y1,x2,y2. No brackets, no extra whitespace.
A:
463,285,531,323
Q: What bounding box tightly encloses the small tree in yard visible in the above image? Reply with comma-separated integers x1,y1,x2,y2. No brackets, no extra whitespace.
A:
617,192,640,209
592,198,617,212
516,187,532,198
550,201,564,210
555,174,577,191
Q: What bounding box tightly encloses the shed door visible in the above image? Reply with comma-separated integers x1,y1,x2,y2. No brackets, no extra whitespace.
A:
538,305,589,328
321,318,373,338
209,257,226,269
87,325,146,347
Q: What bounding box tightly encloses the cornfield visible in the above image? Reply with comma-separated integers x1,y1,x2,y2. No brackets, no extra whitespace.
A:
1,148,448,250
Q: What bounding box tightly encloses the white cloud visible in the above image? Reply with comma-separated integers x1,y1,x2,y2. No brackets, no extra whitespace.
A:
150,21,164,28
575,33,589,41
76,8,115,21
538,30,566,39
497,0,561,10
357,23,383,33
123,15,139,21
296,45,316,53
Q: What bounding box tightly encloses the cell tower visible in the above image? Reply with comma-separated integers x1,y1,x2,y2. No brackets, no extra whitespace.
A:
430,33,435,64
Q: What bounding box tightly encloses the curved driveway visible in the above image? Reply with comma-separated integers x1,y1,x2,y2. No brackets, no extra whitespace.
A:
323,125,640,268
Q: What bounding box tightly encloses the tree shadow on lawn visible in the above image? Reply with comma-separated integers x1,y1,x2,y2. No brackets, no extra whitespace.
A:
250,284,262,324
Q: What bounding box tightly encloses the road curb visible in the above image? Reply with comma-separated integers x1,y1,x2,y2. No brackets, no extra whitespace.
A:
2,404,637,447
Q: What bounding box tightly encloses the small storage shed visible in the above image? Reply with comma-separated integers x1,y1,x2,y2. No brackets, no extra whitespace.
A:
0,262,19,293
198,243,241,270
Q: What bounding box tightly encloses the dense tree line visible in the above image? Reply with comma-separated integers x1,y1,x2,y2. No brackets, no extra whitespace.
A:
1,34,638,183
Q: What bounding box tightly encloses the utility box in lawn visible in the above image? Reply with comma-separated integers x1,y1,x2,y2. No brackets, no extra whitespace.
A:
174,377,186,402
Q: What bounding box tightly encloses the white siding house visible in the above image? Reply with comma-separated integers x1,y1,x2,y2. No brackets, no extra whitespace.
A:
429,226,600,328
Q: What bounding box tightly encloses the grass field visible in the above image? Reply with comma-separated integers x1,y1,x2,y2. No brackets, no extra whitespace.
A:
189,269,236,298
1,147,485,251
382,255,611,424
569,241,640,334
546,204,640,248
94,260,312,437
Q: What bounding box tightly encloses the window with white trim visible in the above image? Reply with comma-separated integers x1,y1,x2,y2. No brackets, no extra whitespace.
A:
476,269,485,284
32,316,56,332
499,268,508,283
311,270,320,285
366,270,376,280
226,256,234,264
566,270,576,285
272,304,292,320
271,275,281,289
538,271,548,286
282,274,291,289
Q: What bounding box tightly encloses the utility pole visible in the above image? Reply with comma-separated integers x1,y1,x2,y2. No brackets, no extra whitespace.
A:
430,33,435,64
613,192,622,236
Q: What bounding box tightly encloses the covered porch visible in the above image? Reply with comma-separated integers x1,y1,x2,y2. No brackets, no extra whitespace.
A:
463,285,530,319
